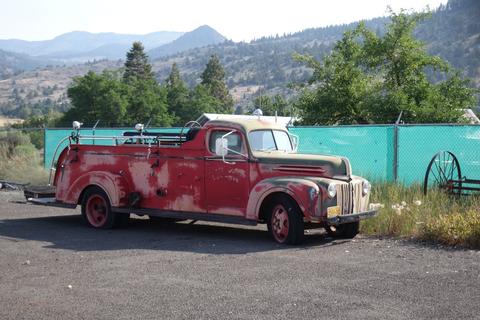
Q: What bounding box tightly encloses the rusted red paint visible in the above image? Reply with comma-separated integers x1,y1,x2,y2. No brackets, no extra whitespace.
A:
53,120,371,225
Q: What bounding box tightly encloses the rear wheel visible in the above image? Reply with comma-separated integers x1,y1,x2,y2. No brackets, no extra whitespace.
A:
266,195,304,245
81,186,125,229
325,221,359,239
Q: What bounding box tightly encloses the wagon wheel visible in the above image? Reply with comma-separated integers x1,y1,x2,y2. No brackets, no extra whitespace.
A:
423,151,462,196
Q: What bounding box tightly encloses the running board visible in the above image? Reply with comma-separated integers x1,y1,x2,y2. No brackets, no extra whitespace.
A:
27,197,76,209
113,207,258,226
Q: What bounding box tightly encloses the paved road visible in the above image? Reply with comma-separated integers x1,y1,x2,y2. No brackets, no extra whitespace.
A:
0,191,479,320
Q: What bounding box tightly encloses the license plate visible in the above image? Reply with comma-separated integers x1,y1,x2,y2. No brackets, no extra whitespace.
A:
327,206,341,218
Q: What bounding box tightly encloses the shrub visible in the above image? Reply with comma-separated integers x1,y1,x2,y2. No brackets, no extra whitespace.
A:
0,131,48,185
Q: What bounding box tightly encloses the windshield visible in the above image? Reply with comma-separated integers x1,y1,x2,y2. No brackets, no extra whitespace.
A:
248,130,293,152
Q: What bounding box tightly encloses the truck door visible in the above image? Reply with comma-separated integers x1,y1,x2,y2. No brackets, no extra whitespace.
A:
205,129,249,216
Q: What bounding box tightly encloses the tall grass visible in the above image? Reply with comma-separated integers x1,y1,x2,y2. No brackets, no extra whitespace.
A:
0,131,48,185
362,182,480,248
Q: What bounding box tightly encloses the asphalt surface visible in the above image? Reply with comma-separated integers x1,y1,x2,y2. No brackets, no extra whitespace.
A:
0,191,479,320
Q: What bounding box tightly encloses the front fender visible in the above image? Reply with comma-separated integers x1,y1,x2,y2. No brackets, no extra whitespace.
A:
59,171,130,207
246,177,321,221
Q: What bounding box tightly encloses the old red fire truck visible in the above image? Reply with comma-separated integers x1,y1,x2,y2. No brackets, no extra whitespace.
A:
26,117,376,244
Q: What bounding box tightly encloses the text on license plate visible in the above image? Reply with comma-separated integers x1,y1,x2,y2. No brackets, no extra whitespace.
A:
327,206,341,218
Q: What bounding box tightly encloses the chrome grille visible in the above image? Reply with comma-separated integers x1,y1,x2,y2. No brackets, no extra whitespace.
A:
336,181,363,215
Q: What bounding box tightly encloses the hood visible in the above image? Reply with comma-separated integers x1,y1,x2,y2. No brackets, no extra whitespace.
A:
253,151,350,178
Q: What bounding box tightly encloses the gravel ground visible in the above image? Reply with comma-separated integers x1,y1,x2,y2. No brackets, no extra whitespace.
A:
0,190,479,320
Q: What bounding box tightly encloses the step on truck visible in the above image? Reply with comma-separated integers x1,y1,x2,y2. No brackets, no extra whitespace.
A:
26,116,377,244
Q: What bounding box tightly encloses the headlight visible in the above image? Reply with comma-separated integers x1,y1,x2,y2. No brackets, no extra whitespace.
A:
362,180,371,196
327,183,336,198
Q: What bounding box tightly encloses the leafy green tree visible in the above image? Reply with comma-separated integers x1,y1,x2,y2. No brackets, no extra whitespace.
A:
294,9,477,124
188,84,223,117
200,55,234,113
253,94,291,116
123,42,155,84
125,78,173,126
165,63,190,125
64,71,129,126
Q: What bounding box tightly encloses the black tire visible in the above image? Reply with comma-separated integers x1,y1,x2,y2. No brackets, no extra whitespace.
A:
81,186,121,229
115,212,130,228
266,195,304,245
325,221,359,239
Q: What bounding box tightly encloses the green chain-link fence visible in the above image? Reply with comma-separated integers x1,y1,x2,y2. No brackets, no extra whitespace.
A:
44,124,480,184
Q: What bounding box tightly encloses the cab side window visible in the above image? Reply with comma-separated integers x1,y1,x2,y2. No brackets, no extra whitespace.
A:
208,130,245,155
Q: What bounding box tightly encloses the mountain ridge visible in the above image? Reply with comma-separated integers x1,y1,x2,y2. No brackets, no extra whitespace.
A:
0,30,184,60
148,25,227,59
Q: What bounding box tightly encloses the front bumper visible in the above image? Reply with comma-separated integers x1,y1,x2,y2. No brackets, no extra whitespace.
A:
326,210,377,226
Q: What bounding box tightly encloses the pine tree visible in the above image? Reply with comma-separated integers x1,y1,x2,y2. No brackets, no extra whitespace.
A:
166,63,190,125
200,55,234,113
123,42,155,84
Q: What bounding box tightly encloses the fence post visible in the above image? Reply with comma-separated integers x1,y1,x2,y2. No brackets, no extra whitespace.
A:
43,127,46,169
393,111,403,182
393,124,398,182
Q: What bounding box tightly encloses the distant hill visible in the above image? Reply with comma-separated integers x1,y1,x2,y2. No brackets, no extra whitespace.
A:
0,49,52,79
0,0,478,119
0,30,184,62
148,25,227,59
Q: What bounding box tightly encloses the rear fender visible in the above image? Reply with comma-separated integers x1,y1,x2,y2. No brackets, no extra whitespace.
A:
246,177,320,221
62,171,130,207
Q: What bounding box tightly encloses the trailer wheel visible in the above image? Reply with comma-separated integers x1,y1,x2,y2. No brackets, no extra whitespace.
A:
325,221,359,239
423,151,462,196
81,186,117,229
266,195,304,245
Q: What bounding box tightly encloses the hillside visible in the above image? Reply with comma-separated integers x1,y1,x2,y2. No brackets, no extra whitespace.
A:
0,60,121,118
0,0,478,119
0,49,52,79
416,0,480,81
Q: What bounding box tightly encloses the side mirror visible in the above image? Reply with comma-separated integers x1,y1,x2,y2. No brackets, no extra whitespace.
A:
215,137,228,156
290,133,299,152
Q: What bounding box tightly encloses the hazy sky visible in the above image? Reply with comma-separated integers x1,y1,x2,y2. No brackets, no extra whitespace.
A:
1,0,447,42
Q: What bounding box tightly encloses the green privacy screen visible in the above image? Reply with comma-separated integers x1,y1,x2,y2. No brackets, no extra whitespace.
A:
289,126,394,181
397,125,480,185
44,125,480,184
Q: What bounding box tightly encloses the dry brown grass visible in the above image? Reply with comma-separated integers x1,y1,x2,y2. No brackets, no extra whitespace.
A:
0,116,23,127
362,182,480,249
0,131,48,185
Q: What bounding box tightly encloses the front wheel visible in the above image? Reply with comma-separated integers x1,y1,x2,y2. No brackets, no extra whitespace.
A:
81,186,126,229
325,221,359,239
266,195,304,245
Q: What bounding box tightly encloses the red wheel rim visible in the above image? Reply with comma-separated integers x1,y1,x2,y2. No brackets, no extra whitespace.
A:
86,195,108,227
271,204,289,243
